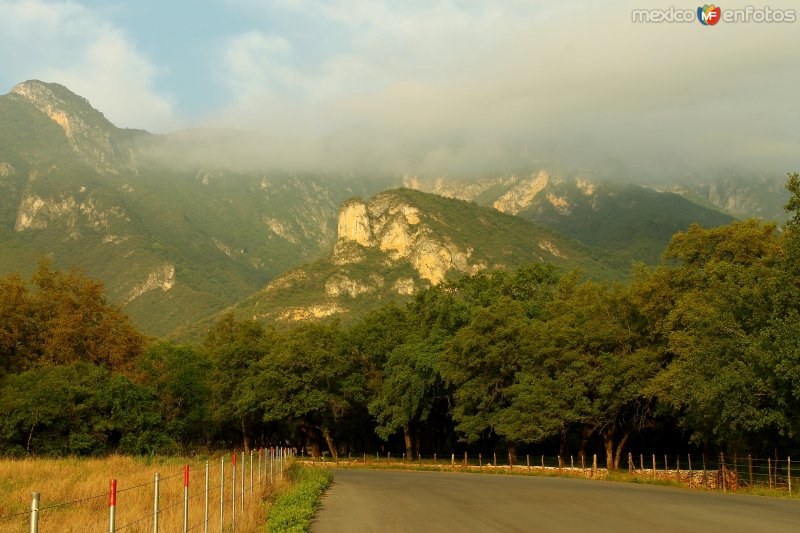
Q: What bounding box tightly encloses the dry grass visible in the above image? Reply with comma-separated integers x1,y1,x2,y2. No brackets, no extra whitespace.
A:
0,454,287,532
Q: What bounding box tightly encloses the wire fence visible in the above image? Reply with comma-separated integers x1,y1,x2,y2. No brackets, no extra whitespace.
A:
0,447,294,533
301,450,800,495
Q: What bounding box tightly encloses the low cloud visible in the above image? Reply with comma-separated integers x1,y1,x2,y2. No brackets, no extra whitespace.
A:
213,0,800,178
1,1,798,178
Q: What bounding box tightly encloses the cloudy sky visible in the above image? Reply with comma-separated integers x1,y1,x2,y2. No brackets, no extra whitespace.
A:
1,0,798,177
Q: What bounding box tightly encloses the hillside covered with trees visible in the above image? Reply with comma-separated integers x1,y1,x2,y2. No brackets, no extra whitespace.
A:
1,175,799,467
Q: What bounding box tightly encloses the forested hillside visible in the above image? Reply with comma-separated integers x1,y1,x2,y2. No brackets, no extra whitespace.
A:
1,175,798,464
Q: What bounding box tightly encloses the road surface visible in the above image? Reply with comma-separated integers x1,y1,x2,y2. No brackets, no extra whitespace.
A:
311,468,800,532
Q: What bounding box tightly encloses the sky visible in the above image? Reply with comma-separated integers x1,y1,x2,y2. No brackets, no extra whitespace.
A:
1,0,799,177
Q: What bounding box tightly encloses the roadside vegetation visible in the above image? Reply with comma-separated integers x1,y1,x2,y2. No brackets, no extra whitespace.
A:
267,465,333,533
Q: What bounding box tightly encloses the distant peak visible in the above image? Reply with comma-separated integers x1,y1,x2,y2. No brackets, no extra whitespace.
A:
11,79,82,104
9,79,114,130
8,80,125,174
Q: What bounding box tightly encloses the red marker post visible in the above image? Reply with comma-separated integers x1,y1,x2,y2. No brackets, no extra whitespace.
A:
108,479,117,533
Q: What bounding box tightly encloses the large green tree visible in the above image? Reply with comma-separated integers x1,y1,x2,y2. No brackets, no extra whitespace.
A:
639,220,785,450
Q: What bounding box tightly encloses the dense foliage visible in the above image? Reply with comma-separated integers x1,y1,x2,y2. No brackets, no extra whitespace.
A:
1,175,799,465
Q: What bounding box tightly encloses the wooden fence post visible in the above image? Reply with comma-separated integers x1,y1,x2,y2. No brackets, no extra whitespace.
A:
592,454,597,478
702,454,707,490
527,454,530,470
748,454,753,487
652,454,656,479
768,457,773,491
788,457,792,495
627,452,632,475
720,452,726,493
640,454,644,471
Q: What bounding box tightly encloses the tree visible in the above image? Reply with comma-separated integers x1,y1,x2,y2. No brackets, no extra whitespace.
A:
0,363,169,456
248,322,362,458
204,313,271,452
640,220,785,449
0,273,29,375
441,298,532,461
512,277,657,468
1,261,145,374
368,335,443,459
137,342,212,448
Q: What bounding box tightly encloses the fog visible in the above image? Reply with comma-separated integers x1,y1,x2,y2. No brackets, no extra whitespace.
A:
145,1,798,180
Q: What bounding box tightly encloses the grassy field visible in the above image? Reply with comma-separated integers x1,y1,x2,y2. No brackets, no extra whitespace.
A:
0,454,281,532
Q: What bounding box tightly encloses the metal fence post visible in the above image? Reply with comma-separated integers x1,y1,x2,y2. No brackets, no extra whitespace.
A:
232,452,237,530
183,464,189,533
108,479,117,533
30,492,39,533
220,458,224,533
153,473,160,533
204,461,209,533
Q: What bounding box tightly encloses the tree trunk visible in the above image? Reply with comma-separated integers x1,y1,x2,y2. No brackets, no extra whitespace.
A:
309,439,322,458
302,425,321,457
322,425,337,459
241,417,250,454
403,423,414,460
27,421,37,454
578,426,592,458
508,442,518,465
613,432,630,469
602,425,630,470
602,425,615,470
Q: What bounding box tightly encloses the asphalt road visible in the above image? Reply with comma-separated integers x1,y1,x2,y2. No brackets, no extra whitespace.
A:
311,468,800,532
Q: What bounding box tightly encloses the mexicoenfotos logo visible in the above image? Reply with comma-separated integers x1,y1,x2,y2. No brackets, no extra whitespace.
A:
697,4,722,25
632,5,797,24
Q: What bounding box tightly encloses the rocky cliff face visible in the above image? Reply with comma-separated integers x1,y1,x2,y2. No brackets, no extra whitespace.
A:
14,192,130,235
404,171,576,217
10,80,135,174
335,192,475,284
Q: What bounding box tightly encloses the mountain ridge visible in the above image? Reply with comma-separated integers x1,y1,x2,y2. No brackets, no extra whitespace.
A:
174,187,621,340
0,80,780,339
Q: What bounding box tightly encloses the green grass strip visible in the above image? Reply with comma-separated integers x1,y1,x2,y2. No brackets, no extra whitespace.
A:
267,465,334,532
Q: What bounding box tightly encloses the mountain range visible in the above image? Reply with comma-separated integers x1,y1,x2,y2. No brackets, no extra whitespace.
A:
0,80,788,338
